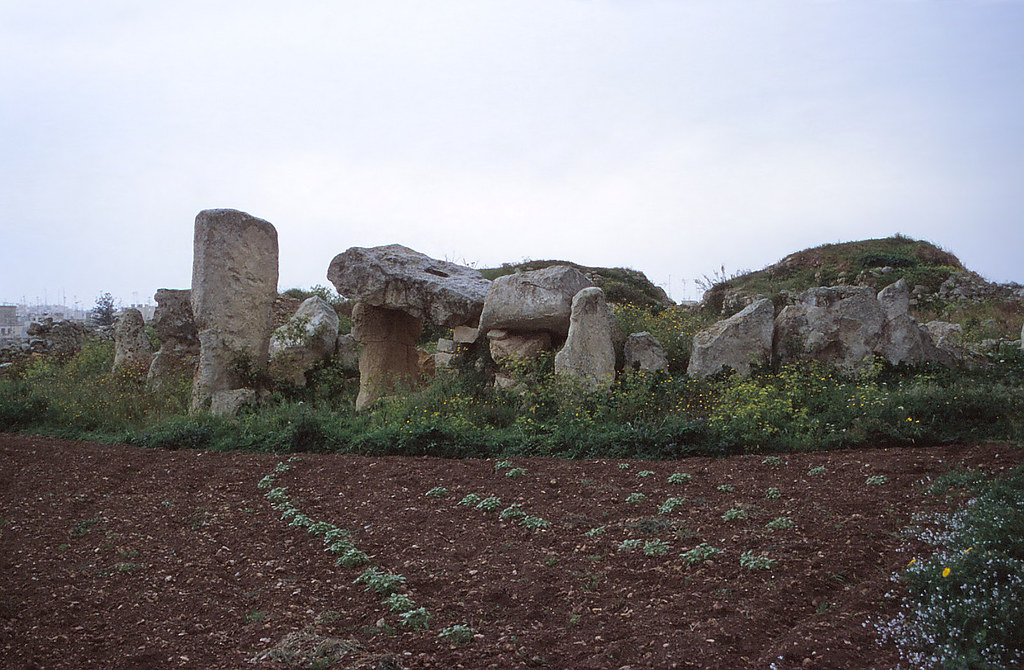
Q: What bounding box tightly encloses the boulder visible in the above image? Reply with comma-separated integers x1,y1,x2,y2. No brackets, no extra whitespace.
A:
334,333,360,374
210,388,257,417
624,332,668,373
688,298,775,377
351,302,423,411
554,288,616,388
327,244,490,328
478,266,594,339
923,320,968,365
190,209,279,410
487,329,553,363
147,289,200,389
112,308,153,374
25,318,88,360
875,279,928,365
452,325,479,344
773,287,884,370
269,296,340,386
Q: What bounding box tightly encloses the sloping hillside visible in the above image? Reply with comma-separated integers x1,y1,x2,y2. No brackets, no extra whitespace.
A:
699,235,1023,341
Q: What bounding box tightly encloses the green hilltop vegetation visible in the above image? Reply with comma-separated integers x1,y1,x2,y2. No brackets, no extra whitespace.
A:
700,235,1022,342
705,234,964,300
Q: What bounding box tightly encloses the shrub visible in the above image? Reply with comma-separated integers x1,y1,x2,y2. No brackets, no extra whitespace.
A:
0,380,48,430
877,466,1024,668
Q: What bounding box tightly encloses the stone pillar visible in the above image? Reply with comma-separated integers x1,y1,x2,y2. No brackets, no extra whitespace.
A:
190,209,278,411
112,308,153,374
554,287,616,389
351,302,422,410
147,289,199,390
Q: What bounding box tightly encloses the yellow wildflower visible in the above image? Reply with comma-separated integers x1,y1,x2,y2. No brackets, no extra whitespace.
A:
942,567,951,578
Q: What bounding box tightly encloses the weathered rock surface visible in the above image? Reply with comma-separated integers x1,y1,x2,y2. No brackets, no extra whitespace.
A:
351,302,423,411
25,318,88,360
773,282,959,370
269,296,340,386
112,308,153,374
210,388,256,417
876,280,937,365
624,332,669,373
773,287,885,370
334,333,360,374
147,289,199,389
688,298,775,377
190,209,279,410
487,329,553,363
938,273,1024,303
478,266,594,339
554,288,615,388
452,326,479,344
924,320,968,365
328,245,490,328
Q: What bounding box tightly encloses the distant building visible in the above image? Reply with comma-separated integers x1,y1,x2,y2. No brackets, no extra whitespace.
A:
0,305,17,340
127,303,157,322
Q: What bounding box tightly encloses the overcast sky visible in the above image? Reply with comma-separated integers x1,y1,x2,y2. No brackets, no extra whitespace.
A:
2,0,1022,310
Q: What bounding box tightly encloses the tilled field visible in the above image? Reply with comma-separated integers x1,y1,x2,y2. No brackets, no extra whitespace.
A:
1,434,1020,669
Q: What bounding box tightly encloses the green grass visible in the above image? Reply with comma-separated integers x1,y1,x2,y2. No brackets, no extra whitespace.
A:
2,328,1023,461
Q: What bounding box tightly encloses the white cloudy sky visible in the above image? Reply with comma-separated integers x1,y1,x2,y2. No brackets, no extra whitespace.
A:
2,0,1022,309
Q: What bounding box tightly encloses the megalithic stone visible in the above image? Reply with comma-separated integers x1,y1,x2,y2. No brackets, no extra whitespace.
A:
190,209,278,412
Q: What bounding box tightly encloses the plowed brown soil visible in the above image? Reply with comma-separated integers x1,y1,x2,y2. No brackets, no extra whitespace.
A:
1,434,1020,669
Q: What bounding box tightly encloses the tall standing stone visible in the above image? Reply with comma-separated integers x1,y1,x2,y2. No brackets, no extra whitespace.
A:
554,287,616,389
190,209,279,411
112,308,153,374
147,289,200,389
351,302,422,410
876,279,932,365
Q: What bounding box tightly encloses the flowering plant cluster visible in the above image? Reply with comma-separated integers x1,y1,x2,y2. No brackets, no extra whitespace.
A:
876,466,1024,668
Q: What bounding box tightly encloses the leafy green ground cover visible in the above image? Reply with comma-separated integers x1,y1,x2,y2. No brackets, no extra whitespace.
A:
877,466,1024,668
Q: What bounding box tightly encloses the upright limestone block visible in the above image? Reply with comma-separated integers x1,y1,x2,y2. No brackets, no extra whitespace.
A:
554,287,616,389
876,279,932,365
147,288,200,389
190,209,279,411
351,302,423,410
112,308,153,374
